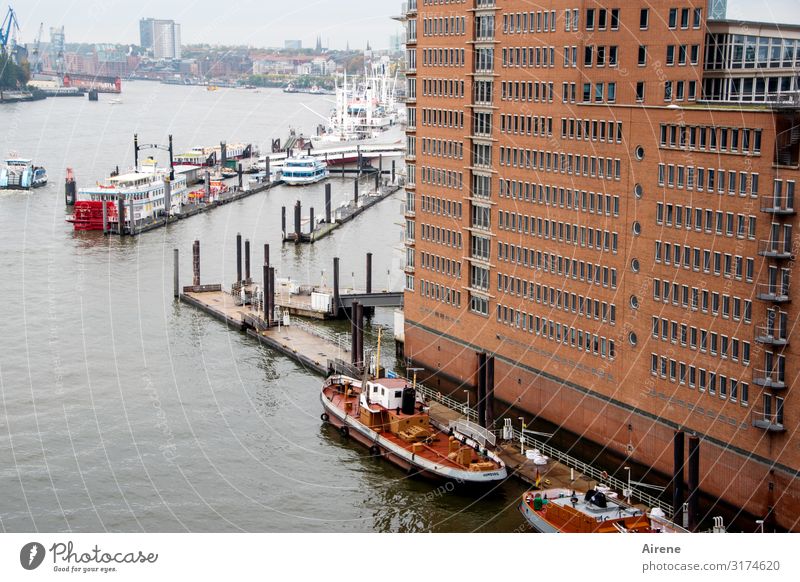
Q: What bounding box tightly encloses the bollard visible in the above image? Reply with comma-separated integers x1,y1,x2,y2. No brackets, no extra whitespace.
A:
236,233,243,285
366,252,373,294
244,239,251,283
325,183,332,223
173,249,180,298
333,257,340,317
193,240,200,287
294,200,302,243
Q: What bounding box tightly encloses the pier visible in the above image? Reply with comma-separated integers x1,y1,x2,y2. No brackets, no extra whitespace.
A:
174,238,670,515
282,178,402,244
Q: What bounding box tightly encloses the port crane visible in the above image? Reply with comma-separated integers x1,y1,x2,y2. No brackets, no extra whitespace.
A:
30,21,43,73
0,5,19,55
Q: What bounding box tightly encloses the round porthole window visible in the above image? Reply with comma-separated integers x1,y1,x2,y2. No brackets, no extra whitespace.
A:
632,221,642,236
634,183,644,198
635,146,645,160
629,332,638,346
631,258,640,272
630,296,640,309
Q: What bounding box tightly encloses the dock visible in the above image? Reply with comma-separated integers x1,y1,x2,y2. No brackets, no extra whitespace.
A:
172,240,670,510
282,176,403,244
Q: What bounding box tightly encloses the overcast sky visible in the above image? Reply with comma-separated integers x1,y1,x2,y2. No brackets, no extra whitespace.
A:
15,0,800,50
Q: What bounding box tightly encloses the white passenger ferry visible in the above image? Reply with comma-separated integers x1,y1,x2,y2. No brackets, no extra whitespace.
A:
281,155,329,186
0,158,48,189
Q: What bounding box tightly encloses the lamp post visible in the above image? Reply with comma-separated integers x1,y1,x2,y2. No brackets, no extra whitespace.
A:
519,417,526,454
463,389,470,418
624,466,632,504
756,519,765,533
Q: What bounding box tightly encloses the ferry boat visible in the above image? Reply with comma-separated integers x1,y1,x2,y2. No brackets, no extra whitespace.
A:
67,159,188,231
0,158,48,189
174,143,253,167
281,155,328,186
518,488,688,533
321,374,507,484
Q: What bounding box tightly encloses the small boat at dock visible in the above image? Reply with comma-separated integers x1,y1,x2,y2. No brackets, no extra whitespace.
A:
519,488,688,533
321,374,507,484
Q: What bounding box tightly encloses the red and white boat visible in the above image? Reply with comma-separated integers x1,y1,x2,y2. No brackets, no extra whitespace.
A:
321,374,507,484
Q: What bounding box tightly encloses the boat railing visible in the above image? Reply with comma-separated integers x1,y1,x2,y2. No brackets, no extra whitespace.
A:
414,382,671,516
293,319,351,354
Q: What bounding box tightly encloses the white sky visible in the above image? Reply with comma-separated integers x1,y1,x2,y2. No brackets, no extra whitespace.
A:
14,0,800,50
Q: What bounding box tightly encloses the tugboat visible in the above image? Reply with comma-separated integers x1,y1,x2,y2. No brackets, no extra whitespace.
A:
321,373,507,484
0,158,48,189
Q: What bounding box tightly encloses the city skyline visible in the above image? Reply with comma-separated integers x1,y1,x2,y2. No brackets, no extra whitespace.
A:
14,0,800,50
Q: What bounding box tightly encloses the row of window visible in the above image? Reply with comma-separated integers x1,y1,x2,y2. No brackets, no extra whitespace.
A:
650,354,749,406
421,78,465,99
655,203,757,239
652,280,753,324
657,163,760,196
502,9,558,34
421,47,466,67
421,15,466,36
497,304,617,360
419,194,462,219
580,81,618,103
421,108,465,129
419,166,464,190
497,243,619,290
650,317,752,366
583,45,619,68
500,80,555,102
661,79,698,102
498,212,620,254
560,117,623,143
419,252,462,279
499,147,622,181
654,240,756,282
421,137,463,160
499,179,621,219
663,44,701,67
659,124,762,155
499,114,554,138
419,222,463,249
501,46,557,68
419,279,462,308
497,272,618,325
705,33,800,70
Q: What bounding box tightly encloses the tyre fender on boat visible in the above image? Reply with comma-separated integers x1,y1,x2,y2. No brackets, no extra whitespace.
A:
339,425,350,438
369,444,380,456
320,412,330,422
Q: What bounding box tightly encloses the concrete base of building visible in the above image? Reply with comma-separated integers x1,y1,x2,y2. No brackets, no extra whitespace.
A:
406,320,799,532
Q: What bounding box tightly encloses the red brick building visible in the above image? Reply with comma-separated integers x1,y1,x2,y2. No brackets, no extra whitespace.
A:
402,0,800,531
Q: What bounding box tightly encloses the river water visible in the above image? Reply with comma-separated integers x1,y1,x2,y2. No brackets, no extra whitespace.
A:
0,82,527,532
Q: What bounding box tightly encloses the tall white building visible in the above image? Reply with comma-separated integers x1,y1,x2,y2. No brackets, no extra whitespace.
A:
140,18,181,60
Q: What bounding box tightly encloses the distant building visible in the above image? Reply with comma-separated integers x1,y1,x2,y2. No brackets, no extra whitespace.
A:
284,40,302,50
140,18,181,60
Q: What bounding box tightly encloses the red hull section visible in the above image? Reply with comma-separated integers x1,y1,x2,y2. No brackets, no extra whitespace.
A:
68,201,118,231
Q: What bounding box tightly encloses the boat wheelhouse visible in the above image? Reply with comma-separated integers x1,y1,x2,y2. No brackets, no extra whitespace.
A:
281,155,328,186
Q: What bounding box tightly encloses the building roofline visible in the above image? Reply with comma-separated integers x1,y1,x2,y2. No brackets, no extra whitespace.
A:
708,18,800,34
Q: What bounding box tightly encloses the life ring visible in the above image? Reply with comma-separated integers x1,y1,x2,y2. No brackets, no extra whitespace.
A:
601,470,609,480
339,425,350,438
320,413,329,422
369,444,380,456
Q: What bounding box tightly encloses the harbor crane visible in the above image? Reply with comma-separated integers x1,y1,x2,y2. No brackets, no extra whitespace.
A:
0,5,19,55
30,21,43,73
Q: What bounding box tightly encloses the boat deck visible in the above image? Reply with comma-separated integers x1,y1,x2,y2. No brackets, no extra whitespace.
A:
523,488,654,533
323,384,501,472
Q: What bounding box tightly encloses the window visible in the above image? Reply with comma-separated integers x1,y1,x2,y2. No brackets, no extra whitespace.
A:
668,8,677,29
636,81,645,102
638,45,647,66
640,8,649,29
666,45,675,65
611,9,619,30
586,8,595,30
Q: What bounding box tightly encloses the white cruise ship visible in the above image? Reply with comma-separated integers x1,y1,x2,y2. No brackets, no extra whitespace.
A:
281,155,329,186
